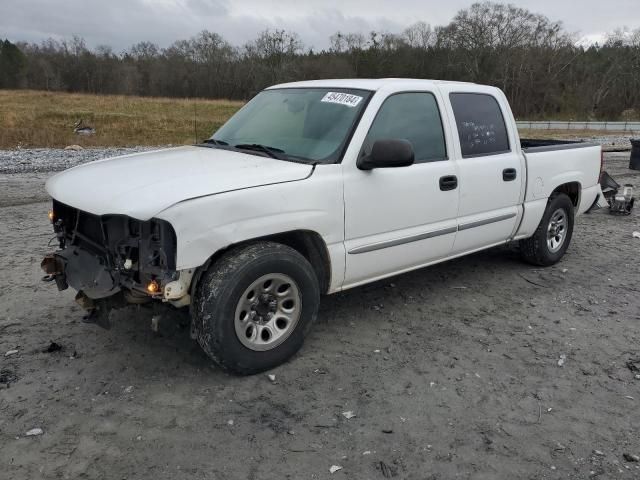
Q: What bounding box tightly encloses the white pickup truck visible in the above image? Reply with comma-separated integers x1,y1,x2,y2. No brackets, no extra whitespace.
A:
42,79,605,374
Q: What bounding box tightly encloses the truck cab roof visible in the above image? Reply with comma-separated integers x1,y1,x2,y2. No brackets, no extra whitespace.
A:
268,78,481,92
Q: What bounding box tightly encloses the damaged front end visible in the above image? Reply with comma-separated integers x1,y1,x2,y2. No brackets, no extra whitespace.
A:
41,200,189,327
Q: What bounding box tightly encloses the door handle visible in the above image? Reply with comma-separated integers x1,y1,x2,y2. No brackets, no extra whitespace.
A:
439,175,458,191
503,168,517,181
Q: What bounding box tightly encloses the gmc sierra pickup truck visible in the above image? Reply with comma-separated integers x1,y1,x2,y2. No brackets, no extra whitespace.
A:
42,79,606,374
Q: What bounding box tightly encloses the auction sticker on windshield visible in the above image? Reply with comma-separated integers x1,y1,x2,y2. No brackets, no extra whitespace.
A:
321,92,363,107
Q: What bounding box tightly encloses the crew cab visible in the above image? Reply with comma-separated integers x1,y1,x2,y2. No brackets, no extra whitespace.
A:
42,79,605,374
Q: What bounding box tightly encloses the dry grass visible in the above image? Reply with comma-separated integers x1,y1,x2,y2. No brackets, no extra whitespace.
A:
0,90,244,149
0,90,630,149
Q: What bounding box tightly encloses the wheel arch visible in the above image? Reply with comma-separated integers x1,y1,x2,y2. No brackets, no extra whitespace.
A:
550,181,581,209
190,230,332,301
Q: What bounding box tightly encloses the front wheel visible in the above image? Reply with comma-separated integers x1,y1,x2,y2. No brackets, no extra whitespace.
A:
192,242,320,375
520,193,575,266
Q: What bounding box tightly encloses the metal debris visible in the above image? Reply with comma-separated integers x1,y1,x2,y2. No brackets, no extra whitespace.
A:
600,172,635,214
0,368,18,385
25,428,43,436
4,350,18,357
557,354,567,367
378,461,397,478
43,341,62,353
329,465,343,474
342,411,356,419
626,358,640,373
73,119,96,136
151,315,161,333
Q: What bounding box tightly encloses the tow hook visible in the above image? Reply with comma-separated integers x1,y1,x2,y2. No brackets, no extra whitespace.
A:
40,254,68,291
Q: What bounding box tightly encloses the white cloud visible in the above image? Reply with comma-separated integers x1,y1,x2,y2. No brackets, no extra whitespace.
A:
576,33,607,47
0,0,637,51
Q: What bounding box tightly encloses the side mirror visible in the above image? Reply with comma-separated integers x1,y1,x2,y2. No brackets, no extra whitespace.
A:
357,139,415,170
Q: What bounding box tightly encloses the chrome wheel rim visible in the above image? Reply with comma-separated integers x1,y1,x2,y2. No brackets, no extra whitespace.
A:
234,273,301,351
547,208,567,253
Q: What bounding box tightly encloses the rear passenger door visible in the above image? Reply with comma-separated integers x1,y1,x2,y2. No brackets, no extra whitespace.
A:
343,91,459,287
445,91,524,253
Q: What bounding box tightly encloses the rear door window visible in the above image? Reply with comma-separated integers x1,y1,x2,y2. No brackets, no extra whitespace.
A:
449,93,510,157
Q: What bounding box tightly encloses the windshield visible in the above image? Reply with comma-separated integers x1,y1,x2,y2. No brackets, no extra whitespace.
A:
211,88,372,163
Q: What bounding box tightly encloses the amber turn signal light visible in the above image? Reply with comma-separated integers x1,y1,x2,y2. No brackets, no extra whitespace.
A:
146,280,160,294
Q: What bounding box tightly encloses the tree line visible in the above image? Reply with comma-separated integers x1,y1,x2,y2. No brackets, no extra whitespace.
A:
2,2,640,120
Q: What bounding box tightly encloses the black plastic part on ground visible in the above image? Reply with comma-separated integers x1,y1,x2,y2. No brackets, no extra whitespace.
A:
630,139,640,170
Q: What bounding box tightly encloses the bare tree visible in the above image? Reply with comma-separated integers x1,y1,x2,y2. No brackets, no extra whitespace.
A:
5,3,640,120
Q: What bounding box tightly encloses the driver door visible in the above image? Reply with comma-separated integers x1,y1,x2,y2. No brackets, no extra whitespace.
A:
342,91,459,288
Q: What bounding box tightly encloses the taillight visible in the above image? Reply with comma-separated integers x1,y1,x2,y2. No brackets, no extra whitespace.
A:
599,148,604,182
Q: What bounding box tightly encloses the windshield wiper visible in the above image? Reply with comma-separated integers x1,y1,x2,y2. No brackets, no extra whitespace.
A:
233,143,287,160
201,138,229,146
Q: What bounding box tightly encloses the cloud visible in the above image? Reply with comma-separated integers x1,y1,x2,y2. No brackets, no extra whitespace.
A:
1,0,637,51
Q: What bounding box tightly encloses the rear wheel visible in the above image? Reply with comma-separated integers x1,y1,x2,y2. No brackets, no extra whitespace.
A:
520,193,574,266
192,242,320,375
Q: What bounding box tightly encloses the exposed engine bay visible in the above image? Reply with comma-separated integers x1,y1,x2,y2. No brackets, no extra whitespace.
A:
41,200,180,325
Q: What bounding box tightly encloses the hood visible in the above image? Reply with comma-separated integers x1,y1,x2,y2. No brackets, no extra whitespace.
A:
46,146,313,220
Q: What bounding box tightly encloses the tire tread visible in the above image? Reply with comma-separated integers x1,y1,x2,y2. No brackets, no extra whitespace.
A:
192,242,318,375
520,193,574,267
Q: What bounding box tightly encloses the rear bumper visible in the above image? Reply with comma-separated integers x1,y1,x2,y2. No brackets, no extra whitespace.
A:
579,184,605,215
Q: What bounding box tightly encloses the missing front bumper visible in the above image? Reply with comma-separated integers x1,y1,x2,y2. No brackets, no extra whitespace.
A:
41,248,120,299
41,254,68,291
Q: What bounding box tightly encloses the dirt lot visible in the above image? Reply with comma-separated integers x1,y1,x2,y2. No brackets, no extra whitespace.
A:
1,151,639,479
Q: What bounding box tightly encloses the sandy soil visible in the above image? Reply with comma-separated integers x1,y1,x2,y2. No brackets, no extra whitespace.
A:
1,152,639,479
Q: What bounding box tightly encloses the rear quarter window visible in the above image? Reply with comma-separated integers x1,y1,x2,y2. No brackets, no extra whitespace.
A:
449,93,510,158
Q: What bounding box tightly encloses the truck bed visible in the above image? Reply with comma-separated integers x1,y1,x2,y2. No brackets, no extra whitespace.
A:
519,139,602,219
520,138,598,153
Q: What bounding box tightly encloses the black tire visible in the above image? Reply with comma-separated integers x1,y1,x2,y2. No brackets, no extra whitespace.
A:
520,193,574,266
192,242,320,375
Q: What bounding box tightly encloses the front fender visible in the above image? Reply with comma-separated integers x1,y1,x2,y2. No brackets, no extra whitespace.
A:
155,165,345,285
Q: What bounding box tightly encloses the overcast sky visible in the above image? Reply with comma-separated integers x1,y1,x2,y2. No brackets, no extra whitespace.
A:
1,0,637,51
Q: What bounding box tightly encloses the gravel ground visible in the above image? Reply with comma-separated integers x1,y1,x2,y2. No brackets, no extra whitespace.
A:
520,134,635,151
0,147,162,174
1,147,639,479
585,136,634,150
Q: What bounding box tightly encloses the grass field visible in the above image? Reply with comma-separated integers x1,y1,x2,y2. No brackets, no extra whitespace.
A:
0,90,244,148
0,90,630,149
